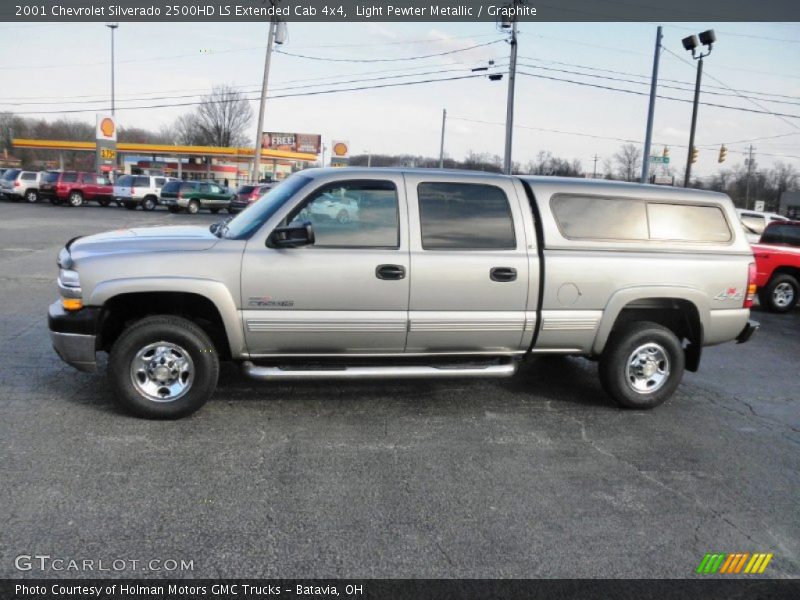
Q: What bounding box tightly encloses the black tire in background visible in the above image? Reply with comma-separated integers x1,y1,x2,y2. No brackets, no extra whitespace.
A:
598,321,685,409
108,315,219,419
168,206,182,214
98,198,112,207
142,196,157,211
760,274,799,313
123,202,137,210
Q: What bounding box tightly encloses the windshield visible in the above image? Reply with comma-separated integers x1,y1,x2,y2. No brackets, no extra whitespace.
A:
223,174,312,240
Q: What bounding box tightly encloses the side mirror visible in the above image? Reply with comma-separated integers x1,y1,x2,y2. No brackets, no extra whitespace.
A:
267,221,315,248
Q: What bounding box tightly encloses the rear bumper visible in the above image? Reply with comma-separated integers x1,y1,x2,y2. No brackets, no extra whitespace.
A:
48,301,102,372
736,320,759,344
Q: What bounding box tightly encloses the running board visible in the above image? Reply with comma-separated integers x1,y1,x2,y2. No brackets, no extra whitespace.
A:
241,361,517,381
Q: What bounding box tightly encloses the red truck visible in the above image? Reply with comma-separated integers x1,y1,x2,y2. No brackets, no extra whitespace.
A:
39,171,114,207
752,220,800,313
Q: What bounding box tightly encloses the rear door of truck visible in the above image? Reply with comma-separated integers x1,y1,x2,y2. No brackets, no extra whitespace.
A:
403,172,539,353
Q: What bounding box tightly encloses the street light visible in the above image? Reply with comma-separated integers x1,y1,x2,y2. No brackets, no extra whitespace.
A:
682,28,716,187
105,23,119,114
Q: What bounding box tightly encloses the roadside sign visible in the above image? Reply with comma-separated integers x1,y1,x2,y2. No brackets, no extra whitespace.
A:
649,156,670,164
754,200,765,212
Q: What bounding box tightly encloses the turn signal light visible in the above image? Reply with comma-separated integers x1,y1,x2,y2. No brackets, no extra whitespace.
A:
744,262,757,308
62,298,83,311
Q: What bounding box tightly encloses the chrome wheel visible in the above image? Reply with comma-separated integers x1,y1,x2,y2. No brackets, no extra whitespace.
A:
772,282,795,308
68,192,83,207
26,190,38,203
130,341,194,402
626,343,670,394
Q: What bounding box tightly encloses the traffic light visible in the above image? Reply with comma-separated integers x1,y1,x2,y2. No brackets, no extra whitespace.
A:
690,147,699,164
662,146,669,158
718,144,727,163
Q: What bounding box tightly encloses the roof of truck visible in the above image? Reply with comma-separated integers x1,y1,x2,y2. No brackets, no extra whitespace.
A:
300,167,729,202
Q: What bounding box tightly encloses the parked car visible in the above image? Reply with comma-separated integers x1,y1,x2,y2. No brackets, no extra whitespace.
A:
159,180,235,214
736,208,789,244
229,183,273,214
0,169,43,202
751,220,800,313
158,180,183,212
38,171,114,207
0,168,21,199
114,174,174,211
48,169,758,419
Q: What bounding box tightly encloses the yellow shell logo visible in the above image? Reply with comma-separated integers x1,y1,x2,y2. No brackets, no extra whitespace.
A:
100,118,115,138
333,142,348,157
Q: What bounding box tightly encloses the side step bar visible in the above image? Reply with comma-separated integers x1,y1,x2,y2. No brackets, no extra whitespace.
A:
241,361,518,381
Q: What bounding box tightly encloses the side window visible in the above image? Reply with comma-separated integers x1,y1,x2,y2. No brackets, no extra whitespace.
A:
21,172,36,181
209,184,222,194
96,176,109,185
155,178,165,186
61,172,78,183
82,173,97,184
552,195,648,240
417,182,515,250
134,176,149,187
199,183,210,194
647,204,732,242
288,180,399,248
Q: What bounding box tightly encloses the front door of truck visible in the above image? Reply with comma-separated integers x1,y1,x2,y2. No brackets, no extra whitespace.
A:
240,175,409,355
403,174,534,353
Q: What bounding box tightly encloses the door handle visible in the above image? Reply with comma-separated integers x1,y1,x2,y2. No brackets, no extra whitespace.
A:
375,264,406,280
490,267,517,282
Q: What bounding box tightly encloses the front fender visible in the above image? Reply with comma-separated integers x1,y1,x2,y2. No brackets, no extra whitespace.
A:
89,277,246,357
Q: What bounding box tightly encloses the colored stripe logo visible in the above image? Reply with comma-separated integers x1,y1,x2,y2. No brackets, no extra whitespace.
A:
696,553,773,574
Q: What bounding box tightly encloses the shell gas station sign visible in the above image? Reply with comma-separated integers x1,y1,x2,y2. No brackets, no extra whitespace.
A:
95,114,117,173
330,140,349,167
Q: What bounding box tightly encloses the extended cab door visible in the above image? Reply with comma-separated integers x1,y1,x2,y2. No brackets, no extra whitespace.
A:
240,174,410,355
404,173,536,353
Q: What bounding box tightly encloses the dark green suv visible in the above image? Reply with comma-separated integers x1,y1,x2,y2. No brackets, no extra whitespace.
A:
160,181,235,214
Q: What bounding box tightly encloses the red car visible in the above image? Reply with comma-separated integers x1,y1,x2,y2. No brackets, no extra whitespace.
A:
38,171,114,207
751,220,800,312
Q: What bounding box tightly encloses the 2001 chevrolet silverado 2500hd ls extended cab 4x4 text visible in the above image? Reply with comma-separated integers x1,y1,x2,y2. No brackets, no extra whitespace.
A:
48,169,758,418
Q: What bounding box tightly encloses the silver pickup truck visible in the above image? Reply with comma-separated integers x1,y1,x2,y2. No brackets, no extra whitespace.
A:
48,168,758,418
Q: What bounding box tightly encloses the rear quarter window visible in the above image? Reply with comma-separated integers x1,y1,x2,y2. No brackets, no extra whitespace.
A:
61,172,78,183
116,175,132,186
133,176,150,187
551,194,732,243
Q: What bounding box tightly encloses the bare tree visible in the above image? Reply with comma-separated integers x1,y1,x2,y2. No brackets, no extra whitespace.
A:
184,84,254,147
613,143,642,182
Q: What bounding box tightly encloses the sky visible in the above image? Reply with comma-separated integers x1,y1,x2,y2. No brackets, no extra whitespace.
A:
0,20,799,178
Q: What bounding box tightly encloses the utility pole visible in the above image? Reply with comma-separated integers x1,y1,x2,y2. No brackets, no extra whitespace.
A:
641,26,662,183
251,18,278,182
106,23,119,114
681,30,715,187
592,154,599,179
439,108,446,169
745,145,754,210
502,6,519,175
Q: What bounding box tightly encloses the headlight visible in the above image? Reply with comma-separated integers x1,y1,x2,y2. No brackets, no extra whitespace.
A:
59,269,81,288
57,247,74,269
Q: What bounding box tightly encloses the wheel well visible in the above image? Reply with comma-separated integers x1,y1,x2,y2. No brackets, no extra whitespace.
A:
98,292,231,359
608,298,703,372
770,266,800,283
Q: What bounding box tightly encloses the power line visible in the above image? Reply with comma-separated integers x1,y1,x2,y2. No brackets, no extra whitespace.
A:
275,39,503,63
11,73,492,115
516,70,800,120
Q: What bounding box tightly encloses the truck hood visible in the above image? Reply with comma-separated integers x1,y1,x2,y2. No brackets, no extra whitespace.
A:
69,225,219,260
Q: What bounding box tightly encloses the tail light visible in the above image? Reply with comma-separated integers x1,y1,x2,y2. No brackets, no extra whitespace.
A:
131,187,136,196
178,192,183,199
744,262,757,308
13,180,20,187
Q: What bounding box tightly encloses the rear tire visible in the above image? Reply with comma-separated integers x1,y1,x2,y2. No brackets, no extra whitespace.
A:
142,196,157,211
108,315,219,419
187,200,200,214
599,321,684,409
25,189,39,203
67,191,83,207
168,206,181,214
760,274,799,313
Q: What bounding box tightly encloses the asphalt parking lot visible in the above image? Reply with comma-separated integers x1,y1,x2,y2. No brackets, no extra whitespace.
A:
0,200,798,579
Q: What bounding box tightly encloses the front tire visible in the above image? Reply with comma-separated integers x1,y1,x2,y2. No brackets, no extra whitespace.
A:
108,315,219,419
68,191,83,207
760,274,798,313
187,200,200,214
599,321,684,409
25,190,39,203
142,196,157,211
